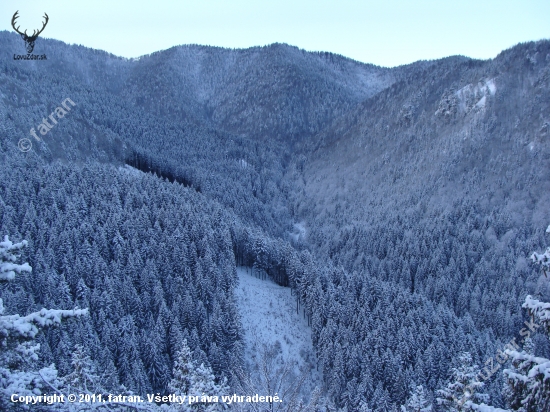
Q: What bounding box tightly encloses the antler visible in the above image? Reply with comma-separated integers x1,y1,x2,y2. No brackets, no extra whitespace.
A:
11,11,25,36
11,11,49,39
31,13,49,38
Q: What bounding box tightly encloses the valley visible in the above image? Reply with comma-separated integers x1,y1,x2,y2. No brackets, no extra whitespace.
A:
0,30,549,410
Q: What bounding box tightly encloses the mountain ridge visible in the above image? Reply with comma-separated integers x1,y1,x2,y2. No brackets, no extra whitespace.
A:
2,31,550,410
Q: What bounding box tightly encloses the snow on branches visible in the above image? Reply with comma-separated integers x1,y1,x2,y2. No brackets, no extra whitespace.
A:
0,235,31,281
436,352,489,411
401,384,432,412
0,307,88,342
500,232,550,412
529,224,550,277
0,235,87,345
168,339,228,411
0,235,88,408
502,295,550,411
522,296,550,334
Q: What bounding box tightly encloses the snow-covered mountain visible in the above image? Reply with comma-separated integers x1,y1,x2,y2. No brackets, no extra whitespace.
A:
1,31,550,410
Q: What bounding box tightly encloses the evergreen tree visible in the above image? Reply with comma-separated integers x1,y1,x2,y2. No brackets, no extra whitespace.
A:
169,339,228,411
501,231,550,411
64,344,99,393
436,352,489,411
401,385,432,412
0,235,87,409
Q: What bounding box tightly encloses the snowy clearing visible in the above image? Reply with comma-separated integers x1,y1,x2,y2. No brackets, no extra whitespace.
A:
235,267,322,397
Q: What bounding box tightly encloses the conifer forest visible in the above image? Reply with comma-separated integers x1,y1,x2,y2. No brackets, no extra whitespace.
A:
1,30,550,411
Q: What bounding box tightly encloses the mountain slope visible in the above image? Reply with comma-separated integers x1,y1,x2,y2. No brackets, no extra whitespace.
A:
284,41,550,405
2,31,550,410
119,42,398,143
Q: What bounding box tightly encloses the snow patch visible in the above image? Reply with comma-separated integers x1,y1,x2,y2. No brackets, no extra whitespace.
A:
235,267,322,396
455,78,496,114
290,222,307,242
475,95,487,108
485,79,496,95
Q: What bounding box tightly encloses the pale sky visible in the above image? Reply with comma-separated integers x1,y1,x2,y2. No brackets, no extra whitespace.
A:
1,0,549,67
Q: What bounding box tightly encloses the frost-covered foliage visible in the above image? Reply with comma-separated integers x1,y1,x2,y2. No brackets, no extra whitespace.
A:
231,342,329,412
529,225,550,278
503,347,550,411
437,352,489,411
0,236,31,281
168,339,228,411
64,344,100,393
501,237,550,412
0,235,87,410
2,30,550,411
119,43,398,144
0,158,243,397
288,40,550,409
401,385,432,412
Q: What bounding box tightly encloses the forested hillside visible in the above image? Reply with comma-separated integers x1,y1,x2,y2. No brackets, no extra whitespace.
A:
288,40,550,409
1,30,550,411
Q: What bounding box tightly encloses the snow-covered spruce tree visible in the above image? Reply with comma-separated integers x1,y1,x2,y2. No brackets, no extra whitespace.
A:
0,235,87,408
64,345,100,396
436,352,489,411
501,228,550,412
401,384,432,412
168,339,228,411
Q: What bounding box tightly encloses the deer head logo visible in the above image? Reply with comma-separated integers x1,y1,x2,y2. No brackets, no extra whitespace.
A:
11,11,49,54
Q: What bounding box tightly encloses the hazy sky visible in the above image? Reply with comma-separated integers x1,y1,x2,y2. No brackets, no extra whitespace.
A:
1,0,549,67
